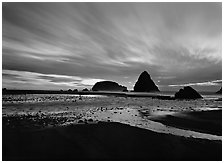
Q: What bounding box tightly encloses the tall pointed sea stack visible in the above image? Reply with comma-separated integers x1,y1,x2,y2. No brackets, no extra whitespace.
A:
134,71,160,92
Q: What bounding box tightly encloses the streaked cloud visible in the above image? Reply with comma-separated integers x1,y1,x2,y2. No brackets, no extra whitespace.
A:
2,2,222,91
169,80,222,87
2,70,104,90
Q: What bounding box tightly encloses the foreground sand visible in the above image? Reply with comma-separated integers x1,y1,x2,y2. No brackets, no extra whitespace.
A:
3,121,221,161
150,110,222,136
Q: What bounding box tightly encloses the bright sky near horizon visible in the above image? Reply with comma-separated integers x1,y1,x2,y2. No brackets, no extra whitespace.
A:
2,2,222,91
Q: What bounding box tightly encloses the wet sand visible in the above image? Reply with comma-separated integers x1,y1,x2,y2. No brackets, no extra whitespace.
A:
150,110,222,136
3,121,221,161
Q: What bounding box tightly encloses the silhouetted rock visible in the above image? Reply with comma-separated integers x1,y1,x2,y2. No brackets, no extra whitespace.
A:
92,81,127,92
78,120,84,123
175,86,202,99
68,89,72,92
87,118,93,122
82,88,89,92
216,88,222,94
73,89,78,92
134,71,159,92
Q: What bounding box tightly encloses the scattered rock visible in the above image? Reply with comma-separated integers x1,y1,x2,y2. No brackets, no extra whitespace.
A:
175,86,202,99
134,71,160,92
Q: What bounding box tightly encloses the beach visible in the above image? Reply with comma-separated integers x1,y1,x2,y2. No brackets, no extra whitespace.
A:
2,93,222,160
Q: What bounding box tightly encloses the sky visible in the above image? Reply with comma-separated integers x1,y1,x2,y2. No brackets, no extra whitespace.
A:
2,2,222,92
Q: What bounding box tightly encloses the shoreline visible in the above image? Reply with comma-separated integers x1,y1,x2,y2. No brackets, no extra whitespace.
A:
3,90,222,102
3,90,175,100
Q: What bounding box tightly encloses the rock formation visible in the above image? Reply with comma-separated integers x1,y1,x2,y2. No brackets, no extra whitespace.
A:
82,88,89,91
92,81,127,92
73,89,78,92
175,86,202,99
216,88,222,94
134,71,159,92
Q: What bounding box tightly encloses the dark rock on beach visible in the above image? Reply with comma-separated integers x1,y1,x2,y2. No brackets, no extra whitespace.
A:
175,86,202,99
92,81,127,92
134,71,159,92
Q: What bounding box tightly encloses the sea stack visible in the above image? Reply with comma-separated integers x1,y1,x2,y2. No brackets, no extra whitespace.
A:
134,71,160,92
216,88,222,94
175,86,202,99
92,81,127,92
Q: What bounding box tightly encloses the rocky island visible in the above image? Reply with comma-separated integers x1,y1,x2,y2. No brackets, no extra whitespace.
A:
92,81,127,92
175,86,202,99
